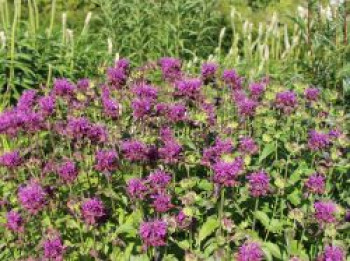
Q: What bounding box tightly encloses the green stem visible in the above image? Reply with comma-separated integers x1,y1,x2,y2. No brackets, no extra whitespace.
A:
252,197,259,231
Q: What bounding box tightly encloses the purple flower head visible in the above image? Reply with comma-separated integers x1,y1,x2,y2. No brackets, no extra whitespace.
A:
160,127,175,142
237,241,264,261
249,82,265,100
318,245,344,261
275,90,298,114
17,90,37,110
18,181,46,214
176,78,202,99
237,98,258,118
201,138,233,167
81,198,106,225
167,104,187,122
159,57,182,82
0,150,22,168
43,236,65,261
132,98,152,119
232,90,247,103
201,101,217,125
53,78,75,97
151,193,173,213
139,220,167,249
57,161,79,183
305,173,326,194
77,78,90,91
329,128,341,139
314,201,338,224
127,178,148,200
212,157,244,187
158,140,182,164
305,87,320,102
87,124,108,144
308,130,330,151
107,67,127,89
132,83,158,100
6,210,24,233
102,97,120,119
116,58,130,72
223,69,243,90
66,117,91,140
238,137,258,155
201,62,218,83
95,149,119,172
39,95,56,116
147,170,172,191
176,210,191,229
121,140,149,162
247,170,270,197
16,110,45,133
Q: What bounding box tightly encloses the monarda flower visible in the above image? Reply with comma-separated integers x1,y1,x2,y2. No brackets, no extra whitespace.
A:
238,137,258,155
95,149,119,173
57,161,79,183
6,210,24,233
151,193,173,213
158,140,182,164
132,83,158,101
237,98,258,118
329,128,341,139
176,78,202,99
87,124,108,144
77,78,90,91
107,67,127,89
0,150,22,169
127,178,148,200
81,198,106,225
102,97,120,119
139,220,167,249
147,170,172,191
305,173,326,194
317,245,344,261
212,157,244,187
222,69,243,90
308,130,330,151
201,138,233,167
115,58,130,73
65,117,91,140
131,98,152,119
176,210,192,229
43,235,65,261
17,90,37,110
247,170,270,197
249,82,265,100
201,62,218,83
39,95,56,116
167,104,187,123
18,181,46,214
314,201,338,224
159,57,182,82
275,90,298,114
236,241,264,261
53,78,75,97
121,140,149,162
305,87,320,102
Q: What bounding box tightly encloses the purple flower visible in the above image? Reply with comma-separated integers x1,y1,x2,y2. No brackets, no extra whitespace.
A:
39,95,56,116
107,67,127,89
308,130,330,151
17,90,37,110
87,124,108,144
132,83,158,100
0,150,22,168
317,245,344,261
223,69,243,90
237,98,258,118
275,90,298,114
201,101,217,126
329,128,341,139
238,137,258,155
43,236,65,261
159,57,182,82
121,140,149,162
160,127,175,142
132,98,152,119
249,82,265,100
6,210,24,233
18,181,46,214
176,210,191,229
115,58,130,72
139,220,167,249
65,117,91,140
176,78,202,99
158,140,182,164
53,78,75,97
95,149,119,172
212,157,244,187
57,161,79,183
151,193,173,213
314,201,338,224
102,97,120,119
147,170,171,191
81,198,106,225
202,138,233,167
305,173,326,194
305,87,320,102
247,170,270,197
201,62,218,83
167,104,187,122
236,241,264,261
232,90,247,102
127,178,148,200
77,78,90,91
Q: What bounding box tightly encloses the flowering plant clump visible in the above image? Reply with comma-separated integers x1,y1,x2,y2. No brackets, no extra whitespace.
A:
0,57,348,260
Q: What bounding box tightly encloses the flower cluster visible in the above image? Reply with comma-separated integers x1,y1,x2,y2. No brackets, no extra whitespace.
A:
139,220,167,249
18,181,47,214
275,90,298,114
236,241,264,261
81,198,106,225
247,170,270,197
314,201,338,224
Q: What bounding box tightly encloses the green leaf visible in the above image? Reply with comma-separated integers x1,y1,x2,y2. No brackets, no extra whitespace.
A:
197,217,220,244
259,143,275,163
263,242,282,259
254,211,270,228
